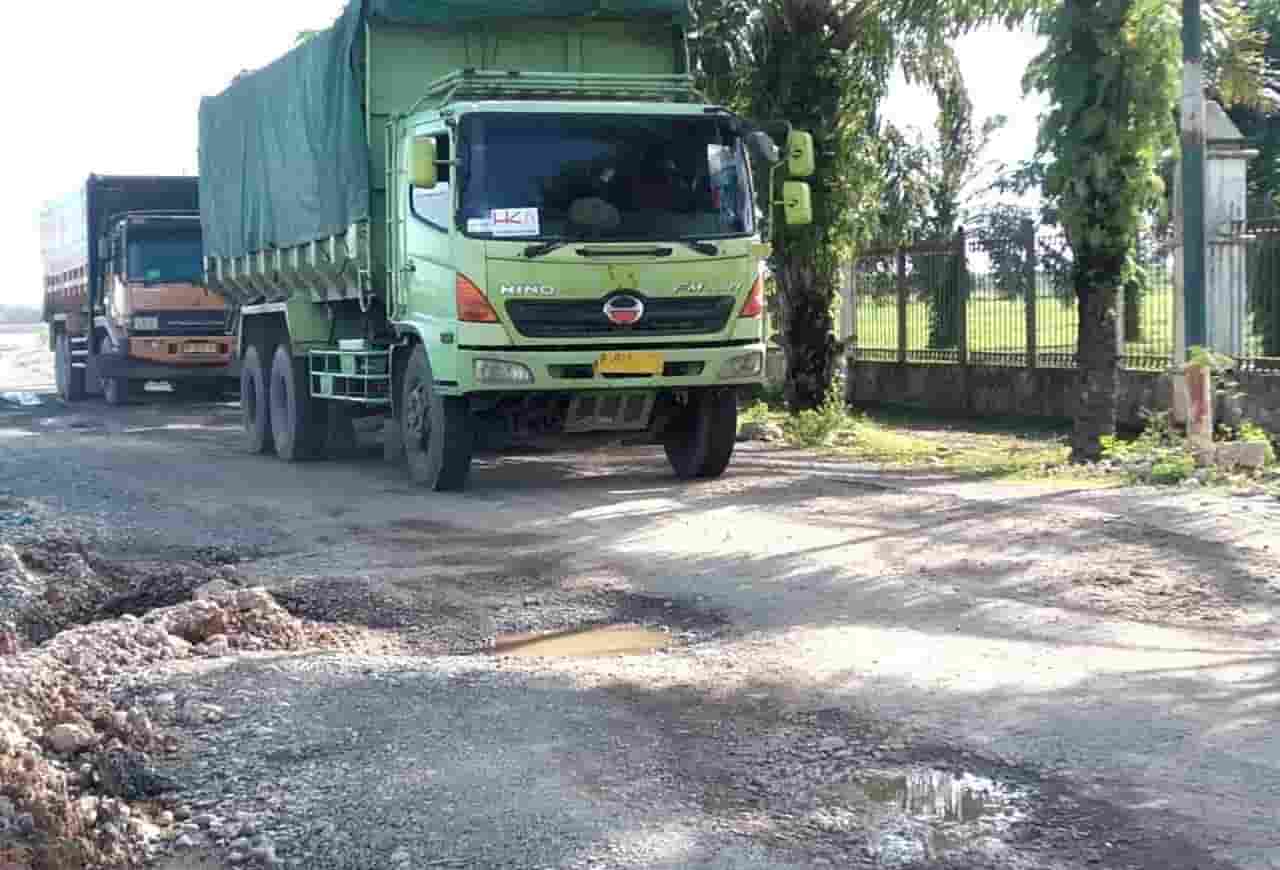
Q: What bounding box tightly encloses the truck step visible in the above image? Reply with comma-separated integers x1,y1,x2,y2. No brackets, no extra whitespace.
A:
309,348,392,405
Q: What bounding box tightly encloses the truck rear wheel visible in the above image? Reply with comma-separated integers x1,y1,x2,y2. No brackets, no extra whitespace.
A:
269,345,323,462
241,345,273,454
663,389,738,480
55,334,85,402
401,345,472,491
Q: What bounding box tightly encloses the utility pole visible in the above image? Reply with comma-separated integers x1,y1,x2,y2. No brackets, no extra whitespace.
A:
1181,0,1207,354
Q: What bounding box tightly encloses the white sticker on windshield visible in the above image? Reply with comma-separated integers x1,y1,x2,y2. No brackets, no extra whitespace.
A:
467,218,493,234
489,207,541,238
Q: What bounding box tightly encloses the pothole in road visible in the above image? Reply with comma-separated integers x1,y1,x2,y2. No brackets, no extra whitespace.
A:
819,767,1030,867
492,623,673,658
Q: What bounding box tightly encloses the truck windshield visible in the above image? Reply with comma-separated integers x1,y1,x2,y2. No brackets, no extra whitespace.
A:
126,230,203,284
458,114,754,241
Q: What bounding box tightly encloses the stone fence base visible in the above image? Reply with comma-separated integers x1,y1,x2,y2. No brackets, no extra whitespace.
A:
847,360,1280,434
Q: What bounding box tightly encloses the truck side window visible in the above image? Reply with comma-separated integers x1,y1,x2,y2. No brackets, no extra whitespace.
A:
410,133,451,232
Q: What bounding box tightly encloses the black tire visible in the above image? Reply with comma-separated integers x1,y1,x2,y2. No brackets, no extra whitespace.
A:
401,345,472,491
241,345,274,454
269,344,323,462
103,376,132,406
663,389,738,480
55,334,85,402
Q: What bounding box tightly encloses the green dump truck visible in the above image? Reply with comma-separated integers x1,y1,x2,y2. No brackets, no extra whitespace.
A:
200,0,813,490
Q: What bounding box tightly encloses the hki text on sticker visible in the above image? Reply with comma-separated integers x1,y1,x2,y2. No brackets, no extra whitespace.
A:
490,207,541,238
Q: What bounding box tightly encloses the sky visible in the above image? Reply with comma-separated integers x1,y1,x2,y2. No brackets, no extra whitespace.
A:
0,6,1045,308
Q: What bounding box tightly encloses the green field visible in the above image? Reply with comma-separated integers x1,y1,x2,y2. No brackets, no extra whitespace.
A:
851,290,1178,366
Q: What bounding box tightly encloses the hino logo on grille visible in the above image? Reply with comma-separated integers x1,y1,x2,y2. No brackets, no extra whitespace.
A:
500,284,556,297
603,294,645,326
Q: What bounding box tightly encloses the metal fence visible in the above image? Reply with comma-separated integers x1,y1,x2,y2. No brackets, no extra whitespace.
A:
1245,219,1280,370
844,219,1179,371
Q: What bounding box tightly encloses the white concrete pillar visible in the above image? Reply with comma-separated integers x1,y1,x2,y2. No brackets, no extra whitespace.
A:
1204,101,1257,358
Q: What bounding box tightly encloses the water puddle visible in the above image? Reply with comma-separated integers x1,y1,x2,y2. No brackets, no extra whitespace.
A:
820,767,1029,867
492,624,671,658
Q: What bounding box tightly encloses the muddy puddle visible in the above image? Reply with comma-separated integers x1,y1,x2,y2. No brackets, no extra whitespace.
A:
822,767,1029,867
492,624,672,658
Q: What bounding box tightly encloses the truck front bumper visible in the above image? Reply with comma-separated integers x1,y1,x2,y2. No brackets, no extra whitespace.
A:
96,336,239,381
451,341,767,394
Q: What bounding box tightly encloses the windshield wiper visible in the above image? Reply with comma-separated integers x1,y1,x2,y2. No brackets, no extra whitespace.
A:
676,239,720,256
523,239,571,258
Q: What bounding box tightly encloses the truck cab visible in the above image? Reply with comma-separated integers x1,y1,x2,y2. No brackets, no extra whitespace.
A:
96,212,234,401
390,98,772,434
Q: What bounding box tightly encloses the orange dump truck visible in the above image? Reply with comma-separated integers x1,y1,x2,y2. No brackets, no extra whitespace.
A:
41,175,237,404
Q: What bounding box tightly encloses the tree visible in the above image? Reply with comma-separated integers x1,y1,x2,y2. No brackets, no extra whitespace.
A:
1026,0,1179,461
919,51,1007,347
1221,0,1280,210
691,0,1037,409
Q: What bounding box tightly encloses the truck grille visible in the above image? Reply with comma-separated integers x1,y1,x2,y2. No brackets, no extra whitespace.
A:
505,295,736,339
131,310,230,336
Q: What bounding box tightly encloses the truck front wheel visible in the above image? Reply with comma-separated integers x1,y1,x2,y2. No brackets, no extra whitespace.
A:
103,377,132,406
241,345,273,454
269,345,323,462
401,346,472,491
55,334,85,402
663,389,738,480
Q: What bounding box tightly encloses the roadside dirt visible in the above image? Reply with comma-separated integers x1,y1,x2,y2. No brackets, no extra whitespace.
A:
1,395,1278,869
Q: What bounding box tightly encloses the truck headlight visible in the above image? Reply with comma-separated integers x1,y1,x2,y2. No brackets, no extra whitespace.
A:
718,351,763,380
474,359,535,385
132,316,159,331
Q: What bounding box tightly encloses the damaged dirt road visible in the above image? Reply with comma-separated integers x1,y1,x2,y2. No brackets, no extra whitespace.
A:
2,392,1280,870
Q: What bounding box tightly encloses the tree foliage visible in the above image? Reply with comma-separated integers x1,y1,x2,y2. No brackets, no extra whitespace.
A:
690,0,1037,409
1025,0,1179,461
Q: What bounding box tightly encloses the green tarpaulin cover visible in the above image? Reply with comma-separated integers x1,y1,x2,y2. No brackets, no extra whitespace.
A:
199,0,687,259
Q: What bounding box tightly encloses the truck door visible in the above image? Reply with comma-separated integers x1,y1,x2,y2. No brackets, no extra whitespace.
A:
400,126,456,329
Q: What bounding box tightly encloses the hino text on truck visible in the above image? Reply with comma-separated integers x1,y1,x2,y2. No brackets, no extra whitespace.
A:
41,175,237,405
200,0,814,491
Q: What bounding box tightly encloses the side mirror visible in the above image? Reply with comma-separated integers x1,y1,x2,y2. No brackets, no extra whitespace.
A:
410,136,438,188
787,131,815,178
746,130,781,165
782,181,812,226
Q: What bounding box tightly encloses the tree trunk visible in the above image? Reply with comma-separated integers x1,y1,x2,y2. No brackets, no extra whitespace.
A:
776,256,837,411
926,254,963,349
1072,279,1121,462
1123,277,1143,342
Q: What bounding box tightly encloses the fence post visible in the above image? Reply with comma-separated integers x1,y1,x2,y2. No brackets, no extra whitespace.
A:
956,229,969,366
1023,219,1038,368
896,248,908,364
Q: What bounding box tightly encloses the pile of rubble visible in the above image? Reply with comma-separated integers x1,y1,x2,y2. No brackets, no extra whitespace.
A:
0,585,303,869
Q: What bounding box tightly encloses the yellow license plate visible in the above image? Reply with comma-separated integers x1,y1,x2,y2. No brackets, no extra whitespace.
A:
184,342,219,355
596,351,664,376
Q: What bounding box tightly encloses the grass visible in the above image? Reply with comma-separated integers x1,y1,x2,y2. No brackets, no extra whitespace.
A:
742,400,1110,485
851,290,1176,361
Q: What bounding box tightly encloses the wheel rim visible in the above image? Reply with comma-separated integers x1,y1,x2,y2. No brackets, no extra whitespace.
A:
404,381,432,450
